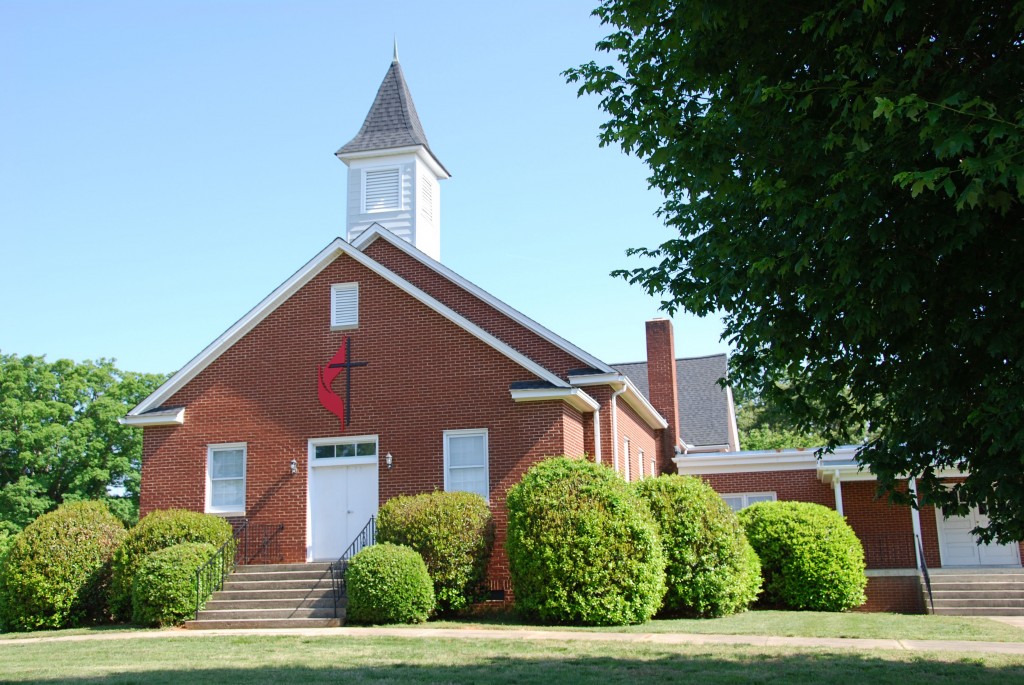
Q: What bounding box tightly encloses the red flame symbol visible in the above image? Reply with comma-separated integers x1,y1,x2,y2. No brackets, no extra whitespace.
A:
317,339,347,431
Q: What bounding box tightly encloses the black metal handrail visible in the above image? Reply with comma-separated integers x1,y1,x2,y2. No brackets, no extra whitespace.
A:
194,520,245,620
916,533,935,613
329,516,376,617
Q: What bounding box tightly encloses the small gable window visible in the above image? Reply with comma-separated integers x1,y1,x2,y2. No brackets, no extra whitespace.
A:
363,167,401,212
331,283,358,329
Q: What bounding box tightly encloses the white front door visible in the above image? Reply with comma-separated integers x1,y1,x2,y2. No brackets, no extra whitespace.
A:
308,436,379,561
937,505,1021,567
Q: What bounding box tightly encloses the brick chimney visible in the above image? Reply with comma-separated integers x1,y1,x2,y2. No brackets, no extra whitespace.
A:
645,319,681,473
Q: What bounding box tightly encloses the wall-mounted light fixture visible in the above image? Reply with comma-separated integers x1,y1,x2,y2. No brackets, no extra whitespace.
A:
385,452,393,470
289,459,298,475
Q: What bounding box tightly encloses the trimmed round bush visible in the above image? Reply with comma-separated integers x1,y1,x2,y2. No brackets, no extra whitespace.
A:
506,457,666,626
109,509,233,620
131,542,216,627
634,475,761,617
739,501,867,611
0,501,126,631
377,490,494,614
346,543,435,624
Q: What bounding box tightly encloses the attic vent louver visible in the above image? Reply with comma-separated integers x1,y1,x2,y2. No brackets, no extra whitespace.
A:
420,175,433,221
363,167,401,212
331,283,359,328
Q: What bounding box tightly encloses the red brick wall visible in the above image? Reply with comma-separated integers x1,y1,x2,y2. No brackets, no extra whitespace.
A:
842,481,916,569
363,238,589,378
700,469,835,507
859,575,925,614
140,251,584,591
615,398,660,482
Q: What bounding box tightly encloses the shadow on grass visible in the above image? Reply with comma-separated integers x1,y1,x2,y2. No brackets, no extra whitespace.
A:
8,651,1024,685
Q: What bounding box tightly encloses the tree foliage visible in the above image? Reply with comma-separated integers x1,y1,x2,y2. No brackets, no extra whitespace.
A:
567,1,1024,540
0,353,167,533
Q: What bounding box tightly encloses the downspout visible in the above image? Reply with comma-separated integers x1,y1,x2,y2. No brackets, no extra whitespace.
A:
908,477,924,569
593,406,602,464
610,385,626,475
832,470,844,516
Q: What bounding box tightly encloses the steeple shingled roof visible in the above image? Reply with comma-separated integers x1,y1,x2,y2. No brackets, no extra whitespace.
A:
336,58,448,175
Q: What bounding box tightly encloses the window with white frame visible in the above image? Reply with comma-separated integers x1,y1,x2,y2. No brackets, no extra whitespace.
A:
362,167,401,212
310,435,378,465
638,449,645,478
444,429,489,501
207,443,246,514
623,437,631,481
721,492,777,512
331,283,358,329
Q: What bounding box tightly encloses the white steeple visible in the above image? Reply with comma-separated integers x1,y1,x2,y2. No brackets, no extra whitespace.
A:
336,50,450,261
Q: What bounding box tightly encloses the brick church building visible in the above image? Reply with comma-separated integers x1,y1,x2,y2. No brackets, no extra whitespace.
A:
126,53,1021,613
124,53,738,595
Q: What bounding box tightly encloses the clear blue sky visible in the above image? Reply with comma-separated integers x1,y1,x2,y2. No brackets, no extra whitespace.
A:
1,0,728,376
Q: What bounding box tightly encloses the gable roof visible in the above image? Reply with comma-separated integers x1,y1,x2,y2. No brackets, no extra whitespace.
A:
336,58,448,175
613,354,732,448
125,237,573,420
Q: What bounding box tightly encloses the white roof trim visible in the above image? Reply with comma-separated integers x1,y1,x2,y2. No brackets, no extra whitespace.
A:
673,445,868,477
336,145,450,180
128,238,567,417
119,406,185,427
352,225,616,375
568,373,668,430
510,387,600,413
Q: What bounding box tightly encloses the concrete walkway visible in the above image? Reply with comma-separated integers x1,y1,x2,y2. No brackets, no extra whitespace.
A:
2,624,1024,656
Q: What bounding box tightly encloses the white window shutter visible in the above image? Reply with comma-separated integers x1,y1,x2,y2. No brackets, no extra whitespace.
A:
364,168,400,211
331,283,359,328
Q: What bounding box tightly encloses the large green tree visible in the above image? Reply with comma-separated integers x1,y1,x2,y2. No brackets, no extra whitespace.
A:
0,353,166,532
567,1,1024,540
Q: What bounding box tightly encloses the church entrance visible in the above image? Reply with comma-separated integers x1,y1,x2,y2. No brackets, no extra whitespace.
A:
307,436,379,561
936,504,1021,567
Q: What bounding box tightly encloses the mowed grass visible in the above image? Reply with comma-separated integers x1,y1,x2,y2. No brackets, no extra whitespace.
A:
1,634,1024,685
417,609,1024,643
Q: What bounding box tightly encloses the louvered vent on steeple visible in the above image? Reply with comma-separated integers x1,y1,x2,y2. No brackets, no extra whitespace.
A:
363,168,401,212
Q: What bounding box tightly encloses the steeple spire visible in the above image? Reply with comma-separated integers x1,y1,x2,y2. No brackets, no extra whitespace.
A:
393,36,399,63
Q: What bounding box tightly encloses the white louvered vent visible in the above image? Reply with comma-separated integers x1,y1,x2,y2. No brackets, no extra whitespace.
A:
331,283,359,328
363,167,401,212
420,175,433,221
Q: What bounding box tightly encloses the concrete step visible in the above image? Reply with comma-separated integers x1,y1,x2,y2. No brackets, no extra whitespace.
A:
205,597,337,611
184,617,341,630
932,607,1024,617
932,598,1024,608
931,590,1024,600
227,570,332,583
212,588,334,602
196,608,337,621
930,582,1024,592
222,579,334,592
236,563,332,573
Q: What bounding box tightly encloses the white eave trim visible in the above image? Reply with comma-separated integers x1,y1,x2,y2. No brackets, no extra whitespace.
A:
129,238,567,417
510,387,600,413
673,445,863,476
336,145,450,179
568,373,668,430
352,225,616,375
119,407,185,427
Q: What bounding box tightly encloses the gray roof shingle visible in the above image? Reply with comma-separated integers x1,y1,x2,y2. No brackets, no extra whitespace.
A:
612,354,731,448
337,59,448,174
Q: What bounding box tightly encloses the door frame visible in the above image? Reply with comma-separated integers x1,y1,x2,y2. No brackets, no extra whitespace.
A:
305,434,379,562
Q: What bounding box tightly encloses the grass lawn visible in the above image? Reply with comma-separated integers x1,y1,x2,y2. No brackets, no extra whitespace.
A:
416,609,1024,643
1,634,1024,684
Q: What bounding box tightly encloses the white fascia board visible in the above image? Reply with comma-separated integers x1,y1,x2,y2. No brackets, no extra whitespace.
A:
568,373,668,430
353,226,616,375
130,238,567,417
674,450,820,475
119,407,185,427
337,146,450,179
510,387,600,413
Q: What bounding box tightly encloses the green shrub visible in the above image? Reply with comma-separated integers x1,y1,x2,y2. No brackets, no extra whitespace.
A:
506,457,666,626
377,491,493,614
0,501,126,631
346,543,435,624
131,542,216,627
634,475,761,617
109,509,233,620
739,500,867,611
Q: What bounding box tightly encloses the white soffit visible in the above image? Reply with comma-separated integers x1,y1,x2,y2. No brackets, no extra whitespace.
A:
510,387,600,413
352,225,616,375
568,373,668,430
119,406,185,427
128,238,567,417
